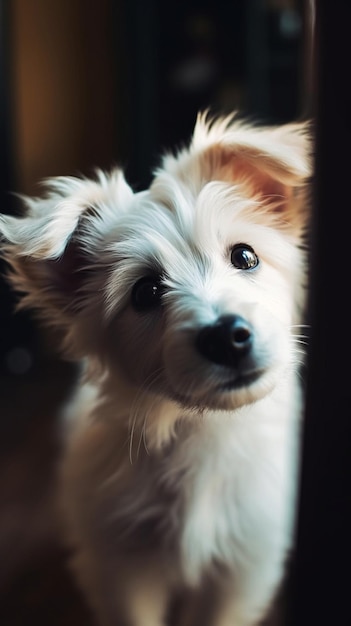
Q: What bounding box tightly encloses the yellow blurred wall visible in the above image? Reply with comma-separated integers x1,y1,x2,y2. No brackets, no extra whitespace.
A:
10,0,118,194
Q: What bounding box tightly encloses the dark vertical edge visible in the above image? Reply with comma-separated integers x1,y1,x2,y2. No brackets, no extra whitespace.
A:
288,1,351,624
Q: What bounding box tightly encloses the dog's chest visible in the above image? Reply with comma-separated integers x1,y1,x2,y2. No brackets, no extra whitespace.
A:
159,413,292,584
153,416,274,583
97,399,296,585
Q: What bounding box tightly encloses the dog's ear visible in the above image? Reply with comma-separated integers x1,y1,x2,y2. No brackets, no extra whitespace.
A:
199,114,312,230
0,169,134,326
164,113,312,232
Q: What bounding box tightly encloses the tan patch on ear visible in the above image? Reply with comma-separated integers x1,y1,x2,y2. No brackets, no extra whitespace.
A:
201,145,289,205
199,142,310,227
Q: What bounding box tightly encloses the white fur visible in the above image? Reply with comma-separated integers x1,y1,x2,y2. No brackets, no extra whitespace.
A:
0,113,311,625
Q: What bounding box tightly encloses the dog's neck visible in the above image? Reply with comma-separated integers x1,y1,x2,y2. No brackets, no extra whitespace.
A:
79,363,299,458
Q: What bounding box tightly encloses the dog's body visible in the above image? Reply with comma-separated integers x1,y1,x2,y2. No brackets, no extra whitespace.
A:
0,113,311,626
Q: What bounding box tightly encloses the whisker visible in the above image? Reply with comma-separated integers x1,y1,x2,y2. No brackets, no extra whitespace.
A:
128,368,164,464
136,373,164,459
127,371,157,463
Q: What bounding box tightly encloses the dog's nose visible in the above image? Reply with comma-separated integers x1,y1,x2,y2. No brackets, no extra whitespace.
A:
196,315,253,367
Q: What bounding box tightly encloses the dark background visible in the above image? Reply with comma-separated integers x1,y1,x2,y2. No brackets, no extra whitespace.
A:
0,1,322,625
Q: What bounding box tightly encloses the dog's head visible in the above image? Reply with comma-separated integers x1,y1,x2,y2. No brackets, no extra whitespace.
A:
0,113,311,417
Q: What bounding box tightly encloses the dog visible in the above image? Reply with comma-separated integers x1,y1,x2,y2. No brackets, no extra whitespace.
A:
0,112,311,626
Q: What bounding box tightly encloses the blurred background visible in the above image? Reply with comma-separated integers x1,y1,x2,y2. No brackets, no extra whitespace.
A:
0,1,310,624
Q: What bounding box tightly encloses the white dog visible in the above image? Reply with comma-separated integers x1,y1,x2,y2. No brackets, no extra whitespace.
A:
0,113,311,626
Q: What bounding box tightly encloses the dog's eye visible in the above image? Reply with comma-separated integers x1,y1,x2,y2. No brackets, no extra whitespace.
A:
230,244,259,270
132,276,164,311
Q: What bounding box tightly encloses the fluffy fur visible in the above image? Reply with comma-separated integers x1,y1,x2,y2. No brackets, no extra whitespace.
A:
0,112,311,626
